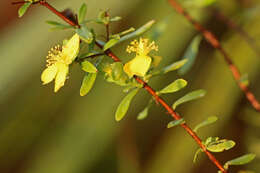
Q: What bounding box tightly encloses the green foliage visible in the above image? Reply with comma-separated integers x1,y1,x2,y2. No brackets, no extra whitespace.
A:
80,73,97,96
167,118,185,128
46,21,73,30
78,3,87,24
193,116,218,133
158,79,187,94
224,154,256,170
18,2,32,18
204,137,235,152
103,38,120,51
178,35,202,75
137,99,153,120
162,59,188,74
81,61,97,73
184,0,217,8
115,88,139,121
76,26,93,44
172,89,206,109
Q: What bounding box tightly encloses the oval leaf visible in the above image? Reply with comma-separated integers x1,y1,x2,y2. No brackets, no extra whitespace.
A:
207,139,236,152
172,89,206,109
18,2,32,18
137,107,149,120
103,38,120,51
178,35,202,75
193,116,218,133
78,3,87,24
81,61,97,73
76,26,93,44
80,73,97,96
163,59,188,74
226,154,256,166
117,20,155,44
159,79,187,94
167,118,185,128
115,88,139,121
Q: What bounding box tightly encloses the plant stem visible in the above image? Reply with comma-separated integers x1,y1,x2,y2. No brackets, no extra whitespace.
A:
18,1,227,172
168,0,260,112
105,11,110,41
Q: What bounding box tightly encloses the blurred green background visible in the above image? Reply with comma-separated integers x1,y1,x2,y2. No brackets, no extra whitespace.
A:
0,0,260,172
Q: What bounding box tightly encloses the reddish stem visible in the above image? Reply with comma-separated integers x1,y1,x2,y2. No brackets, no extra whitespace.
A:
168,0,260,112
16,1,227,172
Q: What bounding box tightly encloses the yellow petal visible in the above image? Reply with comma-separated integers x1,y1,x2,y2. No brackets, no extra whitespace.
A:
41,65,58,85
54,63,69,92
62,34,80,63
123,55,151,77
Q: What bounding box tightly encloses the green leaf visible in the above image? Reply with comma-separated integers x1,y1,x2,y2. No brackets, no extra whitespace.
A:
137,107,149,120
178,35,202,75
103,38,120,51
193,116,218,133
112,27,135,37
117,20,155,44
76,26,93,44
147,17,168,41
163,59,188,74
137,99,153,120
78,3,87,24
80,73,97,96
97,10,109,25
206,138,235,152
193,148,203,163
81,61,97,73
110,16,122,22
158,79,187,94
46,21,73,30
225,154,256,168
115,88,139,121
18,2,32,18
167,118,185,128
240,74,250,87
172,89,206,109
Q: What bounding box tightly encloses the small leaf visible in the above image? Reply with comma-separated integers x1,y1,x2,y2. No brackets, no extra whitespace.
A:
163,59,188,74
80,73,97,96
206,139,236,152
167,118,185,128
158,79,187,94
103,38,120,51
97,10,109,24
115,88,139,121
193,149,203,163
240,74,250,87
117,20,155,44
178,35,202,75
18,2,32,18
76,26,93,44
193,116,218,133
225,154,256,167
46,21,73,30
110,16,122,22
137,107,149,120
78,3,87,24
81,61,97,73
172,89,206,109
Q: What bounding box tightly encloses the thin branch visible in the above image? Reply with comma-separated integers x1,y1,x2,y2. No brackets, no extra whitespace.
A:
105,11,110,41
168,0,260,112
212,8,260,57
76,53,106,63
15,1,227,172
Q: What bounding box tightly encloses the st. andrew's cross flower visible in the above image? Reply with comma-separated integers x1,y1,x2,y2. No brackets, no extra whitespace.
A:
123,38,158,77
41,34,80,92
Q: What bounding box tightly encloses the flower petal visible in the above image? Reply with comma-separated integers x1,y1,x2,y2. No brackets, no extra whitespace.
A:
62,34,80,63
41,65,58,85
54,63,69,92
123,55,151,77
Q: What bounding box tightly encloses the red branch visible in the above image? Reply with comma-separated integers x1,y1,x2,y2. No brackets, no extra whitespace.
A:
13,0,227,172
168,0,260,112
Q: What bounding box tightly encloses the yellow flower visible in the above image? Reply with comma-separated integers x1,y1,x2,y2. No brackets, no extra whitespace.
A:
124,38,158,77
41,34,80,92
